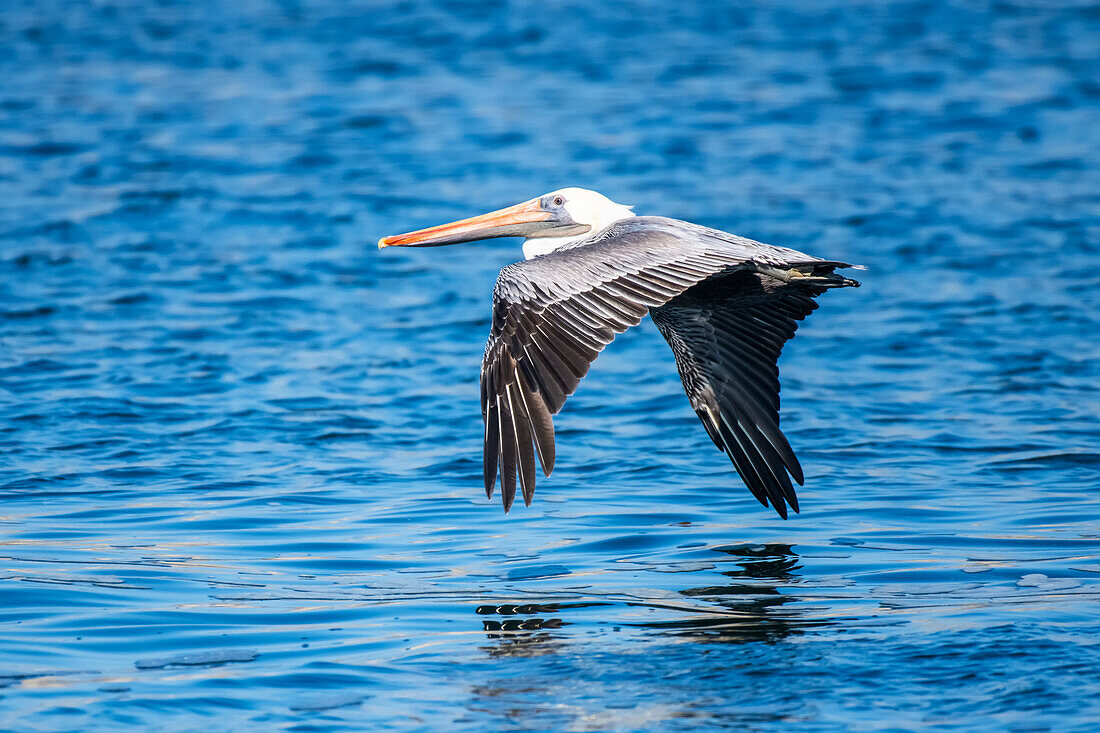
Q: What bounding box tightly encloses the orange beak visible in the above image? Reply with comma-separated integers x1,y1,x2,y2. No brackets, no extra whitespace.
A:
378,198,556,248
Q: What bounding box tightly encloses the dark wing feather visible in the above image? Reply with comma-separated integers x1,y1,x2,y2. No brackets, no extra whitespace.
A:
480,216,858,512
651,268,852,518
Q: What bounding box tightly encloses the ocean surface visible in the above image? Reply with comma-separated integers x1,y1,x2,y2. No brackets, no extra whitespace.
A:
1,1,1099,730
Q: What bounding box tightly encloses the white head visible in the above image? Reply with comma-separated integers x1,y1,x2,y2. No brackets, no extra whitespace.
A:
520,188,635,259
378,187,635,259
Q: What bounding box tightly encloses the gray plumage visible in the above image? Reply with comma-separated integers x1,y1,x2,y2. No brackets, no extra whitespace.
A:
480,216,859,517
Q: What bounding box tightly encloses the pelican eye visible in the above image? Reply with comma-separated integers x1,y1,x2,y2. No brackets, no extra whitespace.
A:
552,195,565,206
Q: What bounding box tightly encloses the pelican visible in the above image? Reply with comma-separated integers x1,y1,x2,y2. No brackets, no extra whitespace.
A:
379,188,859,518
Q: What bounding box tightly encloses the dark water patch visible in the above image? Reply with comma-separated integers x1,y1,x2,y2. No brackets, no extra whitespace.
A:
134,650,259,670
0,141,89,157
505,565,572,581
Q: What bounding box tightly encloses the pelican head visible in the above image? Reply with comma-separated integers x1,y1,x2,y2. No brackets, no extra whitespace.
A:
378,188,635,259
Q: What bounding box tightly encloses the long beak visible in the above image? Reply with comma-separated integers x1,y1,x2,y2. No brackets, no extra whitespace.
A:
378,198,555,248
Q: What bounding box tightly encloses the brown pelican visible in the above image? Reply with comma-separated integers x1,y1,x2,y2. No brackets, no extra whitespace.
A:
379,188,859,518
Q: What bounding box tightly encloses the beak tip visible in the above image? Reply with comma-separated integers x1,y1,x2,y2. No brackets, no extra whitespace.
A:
377,237,391,249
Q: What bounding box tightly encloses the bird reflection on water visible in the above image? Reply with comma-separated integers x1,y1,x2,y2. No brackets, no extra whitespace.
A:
477,602,598,659
651,543,833,643
476,543,830,657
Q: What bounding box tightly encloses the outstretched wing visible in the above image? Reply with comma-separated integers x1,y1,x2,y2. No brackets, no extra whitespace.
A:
479,215,849,511
651,269,855,518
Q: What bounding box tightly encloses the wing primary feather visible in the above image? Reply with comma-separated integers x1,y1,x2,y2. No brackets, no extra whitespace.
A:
483,394,499,498
704,405,765,508
516,378,555,475
722,381,803,486
757,420,804,486
731,409,800,513
719,401,790,519
506,384,537,506
497,394,518,513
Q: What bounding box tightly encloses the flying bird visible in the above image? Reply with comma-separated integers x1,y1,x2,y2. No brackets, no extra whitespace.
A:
379,188,859,518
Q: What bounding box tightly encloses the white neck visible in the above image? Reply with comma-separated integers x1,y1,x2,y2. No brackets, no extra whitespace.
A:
523,234,590,259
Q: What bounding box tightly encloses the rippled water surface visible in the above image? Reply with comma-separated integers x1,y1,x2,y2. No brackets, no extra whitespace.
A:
2,1,1099,729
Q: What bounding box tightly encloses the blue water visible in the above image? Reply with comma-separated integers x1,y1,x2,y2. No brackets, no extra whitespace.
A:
1,0,1099,729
